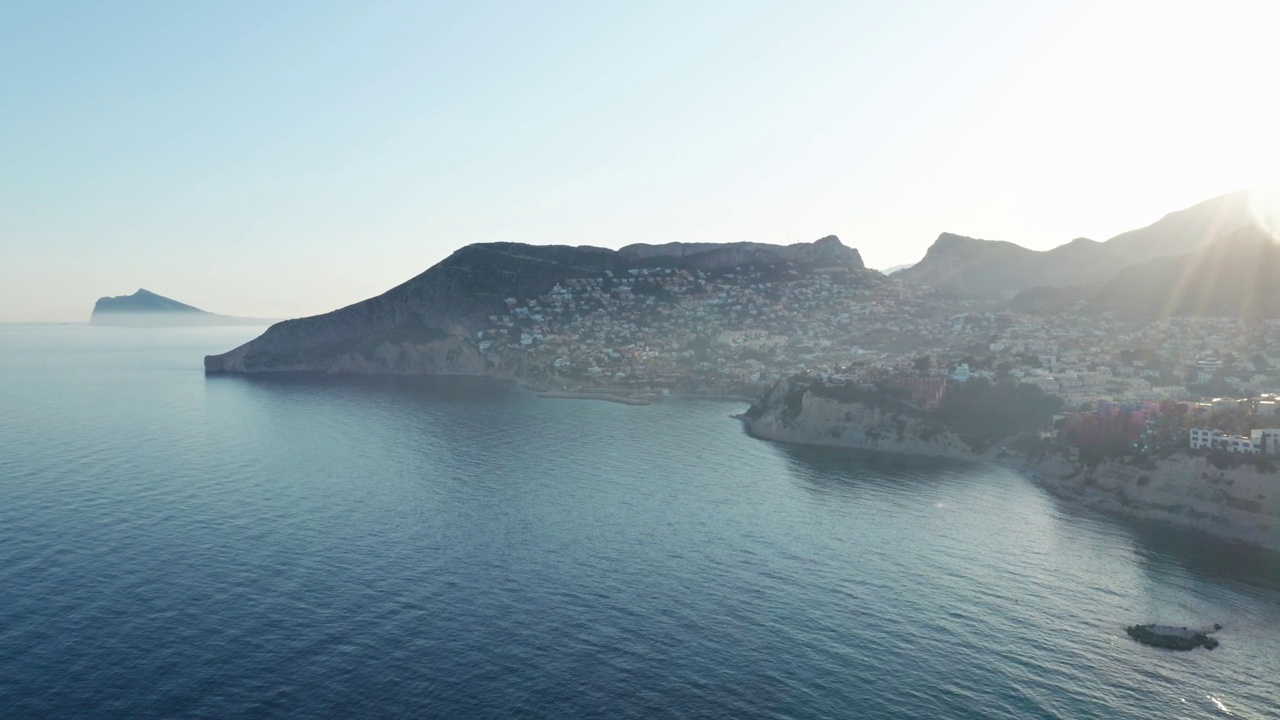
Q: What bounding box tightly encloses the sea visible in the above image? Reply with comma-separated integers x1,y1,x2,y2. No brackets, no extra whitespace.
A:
1,324,1278,719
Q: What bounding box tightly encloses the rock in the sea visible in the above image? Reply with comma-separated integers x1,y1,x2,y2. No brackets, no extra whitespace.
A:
1125,623,1221,651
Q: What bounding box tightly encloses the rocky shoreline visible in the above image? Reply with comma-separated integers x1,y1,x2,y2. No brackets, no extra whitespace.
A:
746,417,1279,550
1015,452,1280,551
735,380,1280,551
537,391,651,406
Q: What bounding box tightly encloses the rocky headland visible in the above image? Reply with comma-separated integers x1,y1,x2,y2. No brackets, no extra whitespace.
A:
204,236,866,377
738,374,1062,458
737,377,979,459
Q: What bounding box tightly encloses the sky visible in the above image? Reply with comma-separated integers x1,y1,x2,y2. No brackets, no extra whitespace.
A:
3,0,1279,322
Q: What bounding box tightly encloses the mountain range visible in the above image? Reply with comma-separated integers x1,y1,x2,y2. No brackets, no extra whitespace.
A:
203,191,1280,376
896,190,1267,299
1011,225,1280,319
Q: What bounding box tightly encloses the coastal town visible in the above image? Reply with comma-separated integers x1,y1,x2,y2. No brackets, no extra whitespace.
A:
479,260,1280,459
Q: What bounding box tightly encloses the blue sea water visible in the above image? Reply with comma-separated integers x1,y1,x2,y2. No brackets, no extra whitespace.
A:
1,325,1278,719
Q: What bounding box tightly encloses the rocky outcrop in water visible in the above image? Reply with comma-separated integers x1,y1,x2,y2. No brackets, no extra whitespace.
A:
1126,624,1221,651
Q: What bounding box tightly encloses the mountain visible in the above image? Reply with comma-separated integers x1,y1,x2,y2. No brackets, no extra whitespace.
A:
897,190,1262,299
879,263,914,275
204,236,866,375
91,289,273,327
1010,225,1280,319
894,233,1043,298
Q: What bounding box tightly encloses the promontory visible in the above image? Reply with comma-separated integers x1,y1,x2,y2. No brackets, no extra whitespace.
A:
203,236,873,387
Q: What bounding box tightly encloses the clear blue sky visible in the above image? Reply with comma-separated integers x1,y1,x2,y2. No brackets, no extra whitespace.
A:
3,0,1278,322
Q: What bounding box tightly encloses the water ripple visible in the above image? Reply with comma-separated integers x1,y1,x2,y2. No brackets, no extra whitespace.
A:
1,327,1278,718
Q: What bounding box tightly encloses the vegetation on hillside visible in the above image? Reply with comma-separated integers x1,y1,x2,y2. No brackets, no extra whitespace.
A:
935,378,1062,452
807,380,913,413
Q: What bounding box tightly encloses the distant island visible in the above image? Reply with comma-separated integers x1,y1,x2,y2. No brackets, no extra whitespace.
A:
91,289,275,327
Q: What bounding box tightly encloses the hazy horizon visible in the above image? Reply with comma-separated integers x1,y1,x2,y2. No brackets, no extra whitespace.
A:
5,0,1280,322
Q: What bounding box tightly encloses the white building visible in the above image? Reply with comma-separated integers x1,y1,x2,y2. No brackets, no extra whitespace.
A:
1196,358,1224,383
1227,436,1260,454
1189,428,1259,454
1190,428,1223,450
1251,428,1280,455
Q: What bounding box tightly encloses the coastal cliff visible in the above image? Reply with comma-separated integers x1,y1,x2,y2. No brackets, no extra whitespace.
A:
210,330,488,375
1022,451,1280,550
741,377,1279,549
738,378,978,459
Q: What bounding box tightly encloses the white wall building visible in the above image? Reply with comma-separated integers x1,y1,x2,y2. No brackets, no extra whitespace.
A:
1251,428,1280,455
1190,428,1260,454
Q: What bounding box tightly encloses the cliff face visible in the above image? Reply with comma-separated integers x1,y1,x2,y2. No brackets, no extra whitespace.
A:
740,378,976,458
619,235,862,270
211,332,486,375
205,236,863,375
1025,451,1280,550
